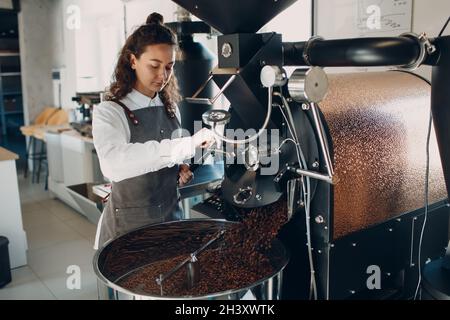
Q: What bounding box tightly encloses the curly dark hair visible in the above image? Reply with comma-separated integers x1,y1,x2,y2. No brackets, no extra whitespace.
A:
105,12,180,118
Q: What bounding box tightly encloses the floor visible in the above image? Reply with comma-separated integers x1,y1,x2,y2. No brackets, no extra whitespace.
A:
0,173,98,300
0,169,209,300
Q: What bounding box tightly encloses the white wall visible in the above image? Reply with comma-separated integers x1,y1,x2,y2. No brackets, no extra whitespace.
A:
125,0,218,60
23,0,446,119
49,0,79,110
413,0,450,80
313,0,450,78
18,0,79,121
73,0,123,93
18,0,55,124
262,0,312,41
18,0,311,119
125,0,178,35
22,0,123,112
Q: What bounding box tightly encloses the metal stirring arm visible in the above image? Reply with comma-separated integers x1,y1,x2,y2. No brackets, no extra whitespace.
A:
156,229,226,294
200,144,236,162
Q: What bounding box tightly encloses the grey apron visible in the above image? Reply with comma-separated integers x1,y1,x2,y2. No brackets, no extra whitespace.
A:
97,100,183,248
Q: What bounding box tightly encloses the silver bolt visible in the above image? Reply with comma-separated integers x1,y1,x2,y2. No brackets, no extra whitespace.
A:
386,273,391,277
256,194,262,201
286,98,293,103
315,215,325,224
349,290,356,295
324,226,328,230
352,243,357,247
221,43,233,58
312,161,319,169
330,244,335,248
396,218,402,222
388,228,393,232
317,250,322,254
414,217,418,221
302,103,310,110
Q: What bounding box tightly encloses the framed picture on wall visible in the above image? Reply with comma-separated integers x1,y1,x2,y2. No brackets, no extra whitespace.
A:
312,0,413,39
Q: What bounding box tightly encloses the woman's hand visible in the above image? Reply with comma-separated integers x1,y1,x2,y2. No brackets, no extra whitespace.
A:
178,164,194,187
192,128,216,149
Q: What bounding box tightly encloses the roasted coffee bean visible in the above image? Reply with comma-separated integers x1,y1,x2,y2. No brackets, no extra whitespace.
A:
117,201,288,297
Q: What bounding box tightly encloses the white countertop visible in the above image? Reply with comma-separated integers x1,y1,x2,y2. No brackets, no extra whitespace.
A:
37,125,93,144
61,129,93,144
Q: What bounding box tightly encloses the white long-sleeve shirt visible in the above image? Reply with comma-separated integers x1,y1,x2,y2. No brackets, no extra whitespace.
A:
92,89,195,183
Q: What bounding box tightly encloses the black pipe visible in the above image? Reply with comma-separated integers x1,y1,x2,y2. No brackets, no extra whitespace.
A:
283,42,307,66
283,37,421,67
431,36,450,202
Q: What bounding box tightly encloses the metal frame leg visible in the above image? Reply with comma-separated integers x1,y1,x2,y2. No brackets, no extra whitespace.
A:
31,137,37,183
44,159,49,190
24,136,32,178
36,139,45,184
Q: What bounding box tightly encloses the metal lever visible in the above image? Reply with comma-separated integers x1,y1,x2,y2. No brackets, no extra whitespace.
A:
310,102,334,178
156,229,226,295
186,255,200,290
185,74,236,105
194,143,236,164
287,166,334,184
287,178,303,221
274,91,335,184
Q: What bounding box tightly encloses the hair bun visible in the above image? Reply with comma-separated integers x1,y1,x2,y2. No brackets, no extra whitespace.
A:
146,12,164,25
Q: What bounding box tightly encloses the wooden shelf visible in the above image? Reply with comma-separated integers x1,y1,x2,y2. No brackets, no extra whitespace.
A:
0,51,19,57
0,72,20,76
0,43,22,136
2,91,21,96
4,110,23,115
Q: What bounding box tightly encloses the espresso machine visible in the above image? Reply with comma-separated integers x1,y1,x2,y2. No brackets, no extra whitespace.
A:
172,0,450,299
70,92,102,138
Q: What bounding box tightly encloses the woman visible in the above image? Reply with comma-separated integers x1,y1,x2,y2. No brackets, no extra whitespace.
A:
93,12,215,249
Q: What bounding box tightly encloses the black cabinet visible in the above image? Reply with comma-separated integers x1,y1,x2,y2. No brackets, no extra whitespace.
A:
0,10,22,136
0,52,23,135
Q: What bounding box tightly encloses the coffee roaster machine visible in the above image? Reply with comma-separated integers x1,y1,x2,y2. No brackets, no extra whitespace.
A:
172,0,450,300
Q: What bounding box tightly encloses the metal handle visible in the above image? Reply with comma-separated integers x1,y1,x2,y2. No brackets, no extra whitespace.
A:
156,229,226,295
287,166,335,184
287,178,303,221
185,74,236,106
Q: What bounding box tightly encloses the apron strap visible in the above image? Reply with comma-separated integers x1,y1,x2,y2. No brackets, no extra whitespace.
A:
112,99,140,126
